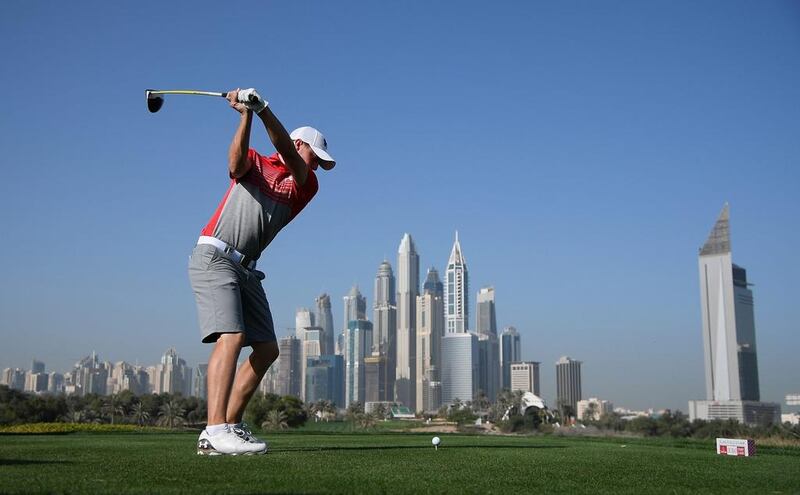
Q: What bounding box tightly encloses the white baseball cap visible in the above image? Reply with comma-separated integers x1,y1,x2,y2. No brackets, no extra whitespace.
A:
290,126,335,167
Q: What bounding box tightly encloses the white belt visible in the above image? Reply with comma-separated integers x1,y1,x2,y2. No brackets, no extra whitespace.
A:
197,236,256,270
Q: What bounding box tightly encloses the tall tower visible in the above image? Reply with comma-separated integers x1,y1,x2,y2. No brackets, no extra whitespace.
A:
315,293,334,356
445,232,469,334
698,204,760,401
373,260,397,401
500,326,521,390
341,285,367,355
416,267,445,412
556,356,582,417
295,307,315,399
396,233,420,409
476,287,497,337
345,320,373,407
476,287,500,403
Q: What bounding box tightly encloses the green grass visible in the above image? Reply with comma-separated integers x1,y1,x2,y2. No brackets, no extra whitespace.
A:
1,430,798,494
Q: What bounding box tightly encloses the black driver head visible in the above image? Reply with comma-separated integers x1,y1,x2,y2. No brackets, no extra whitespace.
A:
145,90,164,113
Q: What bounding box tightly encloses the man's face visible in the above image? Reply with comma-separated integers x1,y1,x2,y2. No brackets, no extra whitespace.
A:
295,140,319,170
295,140,334,171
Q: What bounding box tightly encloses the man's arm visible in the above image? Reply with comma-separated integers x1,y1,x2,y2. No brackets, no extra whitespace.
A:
255,106,308,186
227,90,253,179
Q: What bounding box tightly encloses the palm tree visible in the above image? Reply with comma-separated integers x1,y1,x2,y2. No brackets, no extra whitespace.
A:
102,395,126,425
61,406,85,424
261,410,289,431
130,402,150,426
322,400,336,422
157,399,186,429
357,413,376,430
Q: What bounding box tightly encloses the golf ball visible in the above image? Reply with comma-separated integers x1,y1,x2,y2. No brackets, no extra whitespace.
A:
432,436,441,446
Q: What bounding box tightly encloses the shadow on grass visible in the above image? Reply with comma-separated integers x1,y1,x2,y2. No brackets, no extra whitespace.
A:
0,459,73,466
275,444,567,453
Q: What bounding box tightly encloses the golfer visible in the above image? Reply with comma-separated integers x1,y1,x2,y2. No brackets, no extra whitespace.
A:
189,88,335,455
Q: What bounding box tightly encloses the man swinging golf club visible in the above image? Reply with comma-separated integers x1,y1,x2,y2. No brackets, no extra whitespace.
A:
190,88,335,455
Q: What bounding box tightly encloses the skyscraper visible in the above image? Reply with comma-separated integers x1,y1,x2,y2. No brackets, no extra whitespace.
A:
689,204,780,425
341,285,367,354
345,319,373,407
373,260,397,402
306,354,344,407
476,287,497,337
500,326,521,390
157,348,192,396
445,232,469,334
556,356,582,417
441,332,478,405
276,335,302,398
194,364,208,400
396,233,420,409
476,287,500,403
364,354,392,403
295,308,315,340
510,361,540,395
315,293,335,356
416,267,445,412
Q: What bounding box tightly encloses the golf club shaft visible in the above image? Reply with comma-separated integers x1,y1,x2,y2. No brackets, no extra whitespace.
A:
148,90,226,98
147,89,257,102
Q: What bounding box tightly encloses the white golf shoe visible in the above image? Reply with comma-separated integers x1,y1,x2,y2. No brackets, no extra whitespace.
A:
197,426,266,456
231,422,268,454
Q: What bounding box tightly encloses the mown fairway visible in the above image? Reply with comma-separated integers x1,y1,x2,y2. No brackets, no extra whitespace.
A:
1,431,798,494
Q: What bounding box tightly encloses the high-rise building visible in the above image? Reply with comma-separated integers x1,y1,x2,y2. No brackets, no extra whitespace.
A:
276,335,302,398
500,326,521,390
341,285,367,354
155,348,192,396
24,371,48,393
47,372,64,394
373,260,397,402
315,294,335,356
108,361,148,395
295,307,315,340
302,327,324,399
416,267,445,412
476,287,497,337
396,233,420,410
364,354,392,403
305,354,344,407
476,287,500,402
445,232,469,334
345,319,373,407
69,352,108,396
689,204,780,425
194,364,208,400
556,356,582,416
1,368,25,391
510,361,540,395
441,332,478,405
31,360,45,374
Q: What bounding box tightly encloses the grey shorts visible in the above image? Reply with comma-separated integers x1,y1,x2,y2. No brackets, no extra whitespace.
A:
188,243,276,345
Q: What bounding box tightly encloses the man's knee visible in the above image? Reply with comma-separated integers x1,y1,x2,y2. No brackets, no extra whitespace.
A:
251,342,279,368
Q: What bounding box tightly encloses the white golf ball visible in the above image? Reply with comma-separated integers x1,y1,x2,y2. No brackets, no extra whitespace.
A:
432,436,441,446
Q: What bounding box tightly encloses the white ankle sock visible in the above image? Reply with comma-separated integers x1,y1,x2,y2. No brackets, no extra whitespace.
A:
206,423,228,436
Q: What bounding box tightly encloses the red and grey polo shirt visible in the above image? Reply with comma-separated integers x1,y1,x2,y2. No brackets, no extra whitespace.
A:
200,149,318,261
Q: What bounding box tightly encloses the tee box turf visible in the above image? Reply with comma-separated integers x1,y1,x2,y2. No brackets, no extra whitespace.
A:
716,438,756,457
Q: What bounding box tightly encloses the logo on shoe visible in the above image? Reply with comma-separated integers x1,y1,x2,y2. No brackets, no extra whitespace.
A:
198,439,212,449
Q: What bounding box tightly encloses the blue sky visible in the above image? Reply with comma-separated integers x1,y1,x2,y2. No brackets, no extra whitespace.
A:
1,1,798,411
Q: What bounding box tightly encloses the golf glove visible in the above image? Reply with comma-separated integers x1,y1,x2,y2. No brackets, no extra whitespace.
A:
238,88,268,114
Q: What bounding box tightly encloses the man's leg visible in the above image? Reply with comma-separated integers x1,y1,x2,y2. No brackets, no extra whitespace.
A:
226,341,279,424
206,332,246,425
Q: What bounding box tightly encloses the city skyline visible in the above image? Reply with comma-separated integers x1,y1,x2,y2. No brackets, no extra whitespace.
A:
1,2,798,413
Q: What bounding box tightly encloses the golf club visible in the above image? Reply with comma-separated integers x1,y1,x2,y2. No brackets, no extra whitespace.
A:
145,89,258,113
